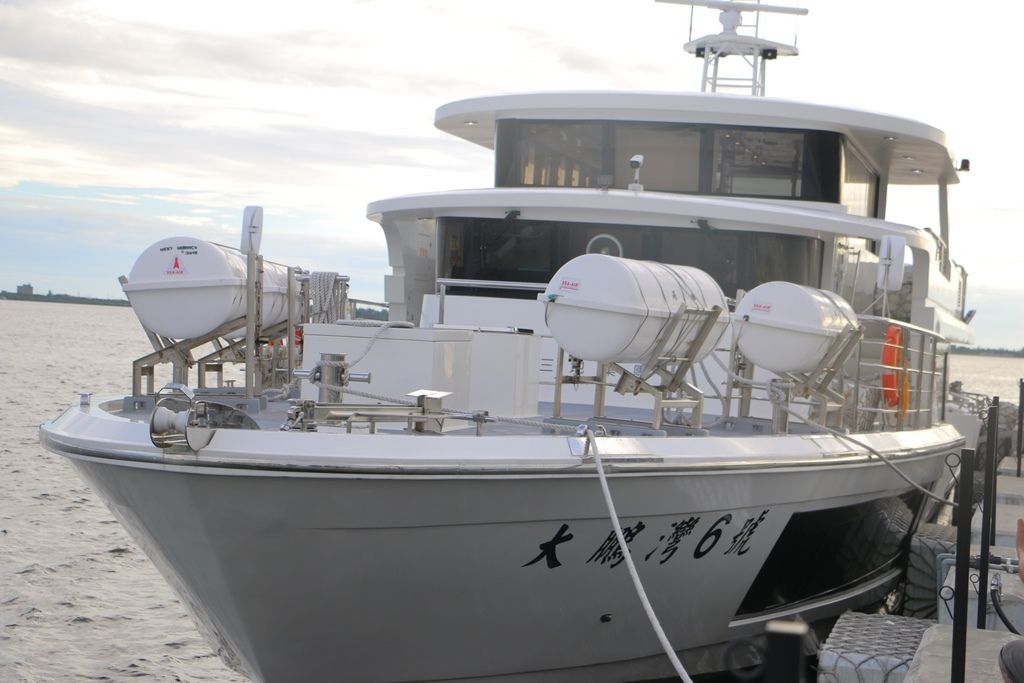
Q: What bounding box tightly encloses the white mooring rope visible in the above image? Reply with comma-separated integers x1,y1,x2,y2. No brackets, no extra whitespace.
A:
582,427,694,683
332,320,414,369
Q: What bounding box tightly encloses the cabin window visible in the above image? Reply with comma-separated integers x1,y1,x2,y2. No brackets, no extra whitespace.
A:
841,142,879,217
567,224,645,260
500,122,605,188
442,218,558,285
496,120,840,203
711,129,805,196
440,217,823,298
612,124,701,193
709,128,839,201
659,229,823,296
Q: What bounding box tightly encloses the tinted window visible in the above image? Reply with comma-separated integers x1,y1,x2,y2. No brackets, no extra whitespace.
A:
496,120,840,203
442,218,557,284
711,129,805,196
660,230,822,296
613,124,701,193
504,122,605,188
441,217,822,298
709,128,839,201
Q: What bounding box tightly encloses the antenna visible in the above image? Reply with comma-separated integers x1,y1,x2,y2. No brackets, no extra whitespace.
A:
241,206,264,255
655,0,808,96
659,0,807,16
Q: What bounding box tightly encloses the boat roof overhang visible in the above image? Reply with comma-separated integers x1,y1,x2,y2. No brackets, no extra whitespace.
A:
367,187,933,251
435,92,961,186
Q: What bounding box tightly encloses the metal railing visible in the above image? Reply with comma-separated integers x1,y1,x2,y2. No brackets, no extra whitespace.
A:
849,316,945,432
724,315,946,434
346,297,389,320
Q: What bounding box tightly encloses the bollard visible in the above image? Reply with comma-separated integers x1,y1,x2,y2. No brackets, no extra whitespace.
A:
978,400,999,629
952,448,974,683
318,353,346,403
764,619,807,683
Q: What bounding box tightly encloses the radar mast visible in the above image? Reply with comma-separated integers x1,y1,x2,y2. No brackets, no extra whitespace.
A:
656,0,808,96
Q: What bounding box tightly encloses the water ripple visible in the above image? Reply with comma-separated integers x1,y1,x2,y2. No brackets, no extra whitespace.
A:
1,301,248,682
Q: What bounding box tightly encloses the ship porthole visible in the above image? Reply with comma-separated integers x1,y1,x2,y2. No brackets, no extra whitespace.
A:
586,234,624,258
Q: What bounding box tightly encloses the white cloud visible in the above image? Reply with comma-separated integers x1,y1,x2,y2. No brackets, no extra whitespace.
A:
0,0,1021,345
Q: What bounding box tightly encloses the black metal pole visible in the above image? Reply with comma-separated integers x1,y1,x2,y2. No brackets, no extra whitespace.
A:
952,448,974,683
1016,379,1022,478
764,620,807,683
978,402,998,629
989,398,1000,542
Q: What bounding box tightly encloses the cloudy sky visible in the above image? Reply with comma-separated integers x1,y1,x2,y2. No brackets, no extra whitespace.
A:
1,0,1020,347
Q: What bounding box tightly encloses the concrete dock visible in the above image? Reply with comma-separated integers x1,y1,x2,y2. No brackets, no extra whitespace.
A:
903,624,1020,682
935,468,1024,680
971,471,1024,548
819,465,1024,682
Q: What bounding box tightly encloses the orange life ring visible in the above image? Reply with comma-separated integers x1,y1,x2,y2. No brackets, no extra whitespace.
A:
881,324,908,414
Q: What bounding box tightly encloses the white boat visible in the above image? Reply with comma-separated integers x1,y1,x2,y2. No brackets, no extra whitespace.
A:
40,2,976,681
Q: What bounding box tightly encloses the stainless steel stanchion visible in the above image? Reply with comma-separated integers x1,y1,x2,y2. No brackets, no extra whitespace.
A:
953,448,975,683
1017,379,1022,478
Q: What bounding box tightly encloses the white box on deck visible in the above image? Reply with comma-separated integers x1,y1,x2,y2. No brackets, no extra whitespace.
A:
300,325,472,414
434,325,540,418
299,324,540,419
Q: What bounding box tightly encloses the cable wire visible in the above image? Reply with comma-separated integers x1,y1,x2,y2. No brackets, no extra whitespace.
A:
991,586,1021,635
774,402,955,508
707,343,954,508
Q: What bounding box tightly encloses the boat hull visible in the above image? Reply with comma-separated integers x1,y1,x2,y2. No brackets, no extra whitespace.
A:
45,413,958,683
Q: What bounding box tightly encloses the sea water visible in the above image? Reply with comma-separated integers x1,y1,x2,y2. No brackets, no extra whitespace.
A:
1,298,1021,682
0,300,247,682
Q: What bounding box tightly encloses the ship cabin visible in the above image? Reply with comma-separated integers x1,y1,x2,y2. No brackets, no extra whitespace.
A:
368,92,973,348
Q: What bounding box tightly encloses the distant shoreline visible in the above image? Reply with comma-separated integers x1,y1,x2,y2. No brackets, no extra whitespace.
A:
951,347,1024,359
0,291,129,307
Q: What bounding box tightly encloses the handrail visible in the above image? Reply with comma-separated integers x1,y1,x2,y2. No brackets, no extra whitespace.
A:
850,317,945,431
350,298,388,307
858,314,942,338
436,278,548,292
722,315,947,433
922,227,947,265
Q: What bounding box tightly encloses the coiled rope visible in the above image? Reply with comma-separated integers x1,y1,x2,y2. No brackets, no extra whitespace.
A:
310,271,340,323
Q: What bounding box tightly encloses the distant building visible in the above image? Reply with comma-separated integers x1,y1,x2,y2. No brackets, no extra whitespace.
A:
16,283,33,296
